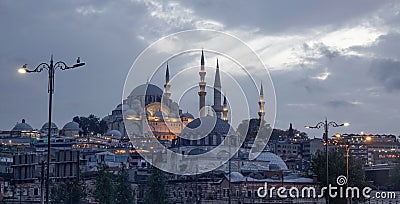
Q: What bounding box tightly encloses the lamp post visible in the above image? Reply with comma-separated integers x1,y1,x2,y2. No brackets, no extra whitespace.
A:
305,118,349,204
18,56,85,204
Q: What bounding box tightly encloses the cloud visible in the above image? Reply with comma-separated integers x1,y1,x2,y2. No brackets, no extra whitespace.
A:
325,100,363,109
370,59,400,91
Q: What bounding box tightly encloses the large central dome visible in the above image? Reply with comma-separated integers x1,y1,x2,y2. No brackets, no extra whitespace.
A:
129,83,163,97
126,83,164,107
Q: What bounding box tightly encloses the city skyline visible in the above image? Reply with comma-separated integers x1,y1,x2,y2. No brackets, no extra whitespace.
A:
1,0,400,135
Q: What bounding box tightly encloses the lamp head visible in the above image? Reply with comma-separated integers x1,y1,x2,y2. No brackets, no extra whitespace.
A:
18,64,28,74
343,122,350,127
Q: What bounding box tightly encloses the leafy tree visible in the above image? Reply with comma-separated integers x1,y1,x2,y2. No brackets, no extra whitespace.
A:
99,119,109,135
115,163,134,204
94,165,115,204
237,119,307,142
144,168,168,204
311,148,369,203
51,179,86,204
73,114,101,136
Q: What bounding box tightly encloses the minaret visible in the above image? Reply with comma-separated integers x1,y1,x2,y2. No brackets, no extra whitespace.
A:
258,82,265,121
212,59,223,118
164,63,171,99
198,50,207,117
223,95,228,121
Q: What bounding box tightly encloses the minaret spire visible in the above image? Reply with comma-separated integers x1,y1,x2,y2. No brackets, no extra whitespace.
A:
258,81,265,121
198,50,207,117
223,94,228,121
164,62,171,99
212,58,223,118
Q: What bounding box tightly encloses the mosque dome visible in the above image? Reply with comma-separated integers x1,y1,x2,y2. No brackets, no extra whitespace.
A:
107,130,122,137
181,112,194,119
62,121,80,131
184,116,233,136
254,151,288,171
188,148,207,155
228,172,245,182
129,83,163,97
115,104,130,111
12,119,33,131
41,122,58,130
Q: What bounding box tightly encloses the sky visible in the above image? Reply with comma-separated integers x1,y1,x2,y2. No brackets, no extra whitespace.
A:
0,0,399,137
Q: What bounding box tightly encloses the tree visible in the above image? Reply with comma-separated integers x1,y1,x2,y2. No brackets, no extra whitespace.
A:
144,168,168,204
311,148,369,203
51,179,86,204
94,165,115,204
99,119,108,135
115,163,134,204
73,114,102,136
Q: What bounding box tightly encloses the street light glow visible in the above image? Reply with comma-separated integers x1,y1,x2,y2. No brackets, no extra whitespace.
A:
343,122,350,127
366,136,372,141
18,68,27,74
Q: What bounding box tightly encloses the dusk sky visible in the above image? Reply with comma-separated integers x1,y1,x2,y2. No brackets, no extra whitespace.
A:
1,0,400,137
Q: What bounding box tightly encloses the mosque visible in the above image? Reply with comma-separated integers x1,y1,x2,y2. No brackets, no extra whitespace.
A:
104,50,266,144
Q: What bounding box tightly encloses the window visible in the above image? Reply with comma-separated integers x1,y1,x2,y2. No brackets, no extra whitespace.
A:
247,190,252,197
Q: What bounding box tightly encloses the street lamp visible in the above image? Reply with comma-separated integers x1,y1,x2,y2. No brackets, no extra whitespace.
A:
18,55,85,204
305,118,349,204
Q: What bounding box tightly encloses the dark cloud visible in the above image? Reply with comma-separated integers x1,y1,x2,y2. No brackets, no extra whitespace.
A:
370,59,400,91
0,0,399,136
180,0,386,34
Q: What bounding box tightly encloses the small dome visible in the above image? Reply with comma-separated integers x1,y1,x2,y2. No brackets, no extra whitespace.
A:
62,121,80,131
228,172,245,182
188,148,207,155
181,112,194,119
41,122,58,130
115,104,129,111
254,151,288,171
107,130,121,137
129,83,163,97
12,119,33,131
184,116,233,136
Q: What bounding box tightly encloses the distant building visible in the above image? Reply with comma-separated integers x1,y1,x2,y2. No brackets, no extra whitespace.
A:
333,133,400,165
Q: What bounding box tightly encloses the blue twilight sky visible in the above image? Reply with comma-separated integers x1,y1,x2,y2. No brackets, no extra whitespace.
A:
1,0,400,137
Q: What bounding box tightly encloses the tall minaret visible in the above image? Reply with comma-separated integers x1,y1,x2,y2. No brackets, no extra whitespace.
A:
212,59,223,118
198,50,207,117
258,82,265,121
164,62,171,99
223,95,228,121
